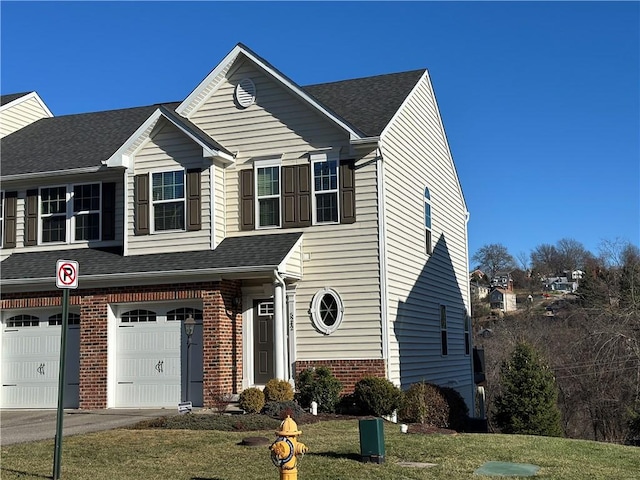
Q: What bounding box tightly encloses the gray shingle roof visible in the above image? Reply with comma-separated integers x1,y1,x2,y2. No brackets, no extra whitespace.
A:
1,67,425,176
1,92,33,106
1,104,162,176
0,232,302,283
303,70,426,137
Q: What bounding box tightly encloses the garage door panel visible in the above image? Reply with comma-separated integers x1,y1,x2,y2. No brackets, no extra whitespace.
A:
1,319,80,409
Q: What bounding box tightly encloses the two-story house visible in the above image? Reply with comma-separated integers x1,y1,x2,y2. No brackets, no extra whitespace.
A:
0,43,473,411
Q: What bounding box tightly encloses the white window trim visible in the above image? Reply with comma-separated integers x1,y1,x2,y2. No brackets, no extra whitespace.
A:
310,287,344,335
311,152,340,225
150,168,186,234
38,182,102,245
254,158,281,229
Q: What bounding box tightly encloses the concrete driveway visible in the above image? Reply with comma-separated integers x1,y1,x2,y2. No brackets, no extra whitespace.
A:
1,409,173,445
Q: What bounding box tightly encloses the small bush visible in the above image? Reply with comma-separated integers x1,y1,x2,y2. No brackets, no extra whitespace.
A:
263,400,306,420
239,387,265,414
398,382,449,427
295,366,343,413
263,378,294,402
353,376,403,417
336,393,362,415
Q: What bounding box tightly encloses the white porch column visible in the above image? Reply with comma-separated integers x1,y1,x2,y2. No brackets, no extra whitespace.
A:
274,271,286,379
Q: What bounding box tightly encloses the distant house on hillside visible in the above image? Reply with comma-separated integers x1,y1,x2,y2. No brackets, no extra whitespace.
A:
490,271,513,291
489,288,517,313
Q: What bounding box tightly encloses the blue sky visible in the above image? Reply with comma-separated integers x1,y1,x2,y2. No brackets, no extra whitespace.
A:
1,1,638,263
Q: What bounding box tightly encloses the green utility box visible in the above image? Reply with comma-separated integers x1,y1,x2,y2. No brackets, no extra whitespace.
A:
359,418,385,464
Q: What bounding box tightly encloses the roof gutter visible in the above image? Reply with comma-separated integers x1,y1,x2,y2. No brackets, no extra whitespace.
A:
1,166,105,182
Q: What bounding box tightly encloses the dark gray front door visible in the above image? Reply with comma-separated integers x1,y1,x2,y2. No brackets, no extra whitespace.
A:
253,300,274,385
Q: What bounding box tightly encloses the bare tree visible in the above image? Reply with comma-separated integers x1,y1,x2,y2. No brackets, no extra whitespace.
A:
472,243,516,279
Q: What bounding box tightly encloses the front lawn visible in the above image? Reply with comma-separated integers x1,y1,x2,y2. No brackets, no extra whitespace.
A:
1,418,638,479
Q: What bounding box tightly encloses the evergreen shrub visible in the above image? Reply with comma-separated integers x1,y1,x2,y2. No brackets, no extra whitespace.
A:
238,387,265,414
353,376,403,417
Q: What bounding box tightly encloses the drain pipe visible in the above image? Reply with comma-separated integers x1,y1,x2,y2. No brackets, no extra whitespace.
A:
274,270,286,380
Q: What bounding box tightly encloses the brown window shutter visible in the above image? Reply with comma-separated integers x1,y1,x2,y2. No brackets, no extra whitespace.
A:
101,183,116,241
3,191,17,248
239,169,255,231
340,160,356,224
283,165,311,228
24,189,38,246
134,174,150,235
186,169,201,231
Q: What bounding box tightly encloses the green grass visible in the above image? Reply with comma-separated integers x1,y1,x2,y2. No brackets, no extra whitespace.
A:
1,419,638,479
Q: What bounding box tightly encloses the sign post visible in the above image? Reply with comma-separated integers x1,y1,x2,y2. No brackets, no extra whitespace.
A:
53,260,78,480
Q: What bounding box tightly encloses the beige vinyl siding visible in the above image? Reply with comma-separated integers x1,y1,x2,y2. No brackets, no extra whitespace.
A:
380,72,473,404
0,172,124,260
282,238,303,279
0,96,51,138
127,121,212,255
185,59,383,360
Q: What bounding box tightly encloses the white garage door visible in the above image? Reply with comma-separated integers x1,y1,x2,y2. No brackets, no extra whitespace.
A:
1,313,80,409
115,308,202,408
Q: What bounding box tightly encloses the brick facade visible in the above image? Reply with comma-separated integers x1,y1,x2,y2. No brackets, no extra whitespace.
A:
294,359,387,394
1,280,242,409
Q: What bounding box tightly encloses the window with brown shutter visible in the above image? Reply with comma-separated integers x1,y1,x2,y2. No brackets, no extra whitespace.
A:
2,191,17,248
239,168,255,231
24,189,38,246
186,169,201,231
339,160,356,224
283,164,311,228
134,174,150,235
101,183,116,241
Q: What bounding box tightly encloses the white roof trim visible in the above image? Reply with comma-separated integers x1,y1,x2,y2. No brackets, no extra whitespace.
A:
103,108,233,169
0,91,54,117
176,44,363,140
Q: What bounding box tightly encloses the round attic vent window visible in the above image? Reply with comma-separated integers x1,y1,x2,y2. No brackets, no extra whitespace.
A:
235,78,256,108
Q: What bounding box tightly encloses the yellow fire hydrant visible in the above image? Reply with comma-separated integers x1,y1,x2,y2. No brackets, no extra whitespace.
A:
270,415,308,480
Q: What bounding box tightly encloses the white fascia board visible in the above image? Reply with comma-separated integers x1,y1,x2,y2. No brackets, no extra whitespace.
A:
176,44,363,140
103,109,233,169
0,91,54,117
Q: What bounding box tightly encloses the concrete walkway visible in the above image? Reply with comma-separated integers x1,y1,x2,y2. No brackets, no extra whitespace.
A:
1,409,172,445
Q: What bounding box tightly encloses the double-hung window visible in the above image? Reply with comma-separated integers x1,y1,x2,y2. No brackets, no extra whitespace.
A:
152,170,185,232
73,183,101,240
41,186,67,242
255,160,281,228
312,152,339,224
424,186,432,255
440,305,448,356
40,184,102,243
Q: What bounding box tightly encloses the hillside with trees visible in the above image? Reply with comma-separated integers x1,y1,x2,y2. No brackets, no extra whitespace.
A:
471,238,640,444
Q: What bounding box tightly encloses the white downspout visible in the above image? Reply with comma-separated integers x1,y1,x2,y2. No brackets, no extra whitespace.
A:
376,146,391,380
273,270,286,380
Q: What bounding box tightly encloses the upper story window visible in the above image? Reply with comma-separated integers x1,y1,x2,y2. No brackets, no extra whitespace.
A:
39,183,101,243
255,160,281,228
464,313,471,356
424,186,432,255
312,153,339,224
152,170,185,232
134,169,201,236
239,153,355,231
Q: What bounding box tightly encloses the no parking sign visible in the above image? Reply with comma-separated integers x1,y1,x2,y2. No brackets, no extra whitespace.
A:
56,260,79,289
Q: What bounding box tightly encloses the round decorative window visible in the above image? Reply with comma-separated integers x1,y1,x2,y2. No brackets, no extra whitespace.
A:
310,287,344,335
235,78,256,108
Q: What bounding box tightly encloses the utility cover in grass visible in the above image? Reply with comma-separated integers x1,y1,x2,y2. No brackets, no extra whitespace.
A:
474,461,540,477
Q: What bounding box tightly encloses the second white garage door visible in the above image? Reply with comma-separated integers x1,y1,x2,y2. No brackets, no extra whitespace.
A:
114,307,202,408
